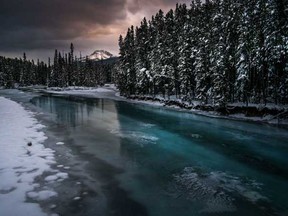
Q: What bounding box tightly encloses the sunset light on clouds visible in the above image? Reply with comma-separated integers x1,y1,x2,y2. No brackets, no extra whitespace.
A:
0,0,190,61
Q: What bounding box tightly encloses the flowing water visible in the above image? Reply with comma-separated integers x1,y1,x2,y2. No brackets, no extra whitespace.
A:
20,94,288,215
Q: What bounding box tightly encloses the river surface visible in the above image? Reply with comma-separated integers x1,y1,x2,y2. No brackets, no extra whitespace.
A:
2,90,288,216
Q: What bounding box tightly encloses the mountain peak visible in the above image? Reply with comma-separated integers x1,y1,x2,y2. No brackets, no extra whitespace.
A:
89,50,114,61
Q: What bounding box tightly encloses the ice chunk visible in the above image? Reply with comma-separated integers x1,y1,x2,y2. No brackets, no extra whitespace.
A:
56,172,68,179
27,190,57,201
73,196,81,201
45,175,58,182
190,133,202,139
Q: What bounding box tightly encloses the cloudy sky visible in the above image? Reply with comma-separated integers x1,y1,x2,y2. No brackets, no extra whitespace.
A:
0,0,190,61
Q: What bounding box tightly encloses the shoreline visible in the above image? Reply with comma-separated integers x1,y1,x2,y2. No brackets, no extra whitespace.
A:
125,95,288,127
16,86,288,128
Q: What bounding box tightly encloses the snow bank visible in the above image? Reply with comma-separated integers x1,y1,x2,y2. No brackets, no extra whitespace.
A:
0,97,56,216
26,85,288,125
126,95,288,125
42,86,116,98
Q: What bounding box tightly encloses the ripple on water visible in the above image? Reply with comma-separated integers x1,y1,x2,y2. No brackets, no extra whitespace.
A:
110,129,159,145
170,167,268,213
141,123,156,128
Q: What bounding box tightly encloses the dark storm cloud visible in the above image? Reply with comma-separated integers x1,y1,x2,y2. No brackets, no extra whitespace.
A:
0,0,189,59
126,0,190,14
0,0,127,51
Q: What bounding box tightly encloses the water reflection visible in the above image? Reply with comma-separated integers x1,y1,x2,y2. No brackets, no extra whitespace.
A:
31,95,288,216
31,96,122,164
32,96,117,127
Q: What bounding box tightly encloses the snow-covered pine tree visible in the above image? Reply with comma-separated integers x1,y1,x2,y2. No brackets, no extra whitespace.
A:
195,1,213,104
177,3,195,101
125,26,136,95
161,9,176,99
235,0,255,105
147,16,158,97
135,18,150,95
68,43,74,86
209,0,228,107
117,35,128,95
150,10,166,97
209,0,239,107
19,53,27,86
266,0,288,104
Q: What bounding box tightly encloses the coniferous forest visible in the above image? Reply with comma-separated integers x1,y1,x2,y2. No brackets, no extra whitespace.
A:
0,44,117,88
0,53,49,88
1,0,287,107
117,0,288,106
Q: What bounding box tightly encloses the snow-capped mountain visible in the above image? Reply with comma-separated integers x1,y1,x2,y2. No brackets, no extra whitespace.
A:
88,50,114,61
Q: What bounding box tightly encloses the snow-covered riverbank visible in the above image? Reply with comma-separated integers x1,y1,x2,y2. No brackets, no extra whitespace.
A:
0,97,59,216
16,85,288,126
125,95,288,126
25,85,287,126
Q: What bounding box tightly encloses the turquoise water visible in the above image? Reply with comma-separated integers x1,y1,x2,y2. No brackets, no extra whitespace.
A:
31,95,288,216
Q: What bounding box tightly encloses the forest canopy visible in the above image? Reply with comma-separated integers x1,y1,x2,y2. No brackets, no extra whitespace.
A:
117,0,288,106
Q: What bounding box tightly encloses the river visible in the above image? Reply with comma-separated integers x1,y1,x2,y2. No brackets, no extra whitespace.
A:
2,90,288,216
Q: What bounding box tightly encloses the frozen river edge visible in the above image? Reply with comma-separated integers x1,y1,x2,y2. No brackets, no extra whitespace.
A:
0,96,62,216
21,85,288,127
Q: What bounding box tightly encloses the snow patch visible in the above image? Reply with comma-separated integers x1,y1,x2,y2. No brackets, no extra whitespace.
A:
46,86,115,95
27,190,58,201
45,175,58,182
190,133,202,139
0,96,57,216
44,172,68,183
50,204,57,209
73,196,81,201
56,172,68,179
95,87,114,93
88,50,114,61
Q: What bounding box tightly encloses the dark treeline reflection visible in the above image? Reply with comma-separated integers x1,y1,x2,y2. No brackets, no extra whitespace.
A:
31,96,114,127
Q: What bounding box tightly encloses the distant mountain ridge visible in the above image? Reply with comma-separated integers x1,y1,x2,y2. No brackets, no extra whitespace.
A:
88,50,114,61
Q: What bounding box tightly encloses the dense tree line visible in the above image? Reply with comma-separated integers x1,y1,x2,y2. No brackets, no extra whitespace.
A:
0,53,49,88
0,43,117,88
51,44,117,87
117,0,288,106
